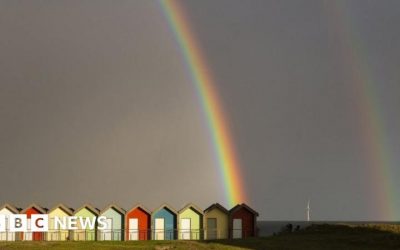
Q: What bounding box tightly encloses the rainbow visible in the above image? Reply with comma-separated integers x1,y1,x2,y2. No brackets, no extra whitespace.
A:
327,1,395,220
158,0,246,207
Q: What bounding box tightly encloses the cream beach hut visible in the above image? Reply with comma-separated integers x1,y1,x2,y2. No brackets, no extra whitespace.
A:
0,203,20,241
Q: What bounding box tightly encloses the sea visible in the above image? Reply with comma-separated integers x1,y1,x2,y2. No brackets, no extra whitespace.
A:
257,221,400,237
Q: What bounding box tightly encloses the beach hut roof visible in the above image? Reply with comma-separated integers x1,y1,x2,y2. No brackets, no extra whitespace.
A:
74,204,100,216
100,204,126,215
127,204,151,215
152,203,177,215
229,203,259,216
21,203,47,214
0,203,20,214
48,203,74,215
204,203,229,214
178,203,203,215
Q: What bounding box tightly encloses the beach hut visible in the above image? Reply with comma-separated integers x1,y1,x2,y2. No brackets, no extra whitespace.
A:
203,203,229,240
177,203,203,240
125,205,151,241
151,204,177,240
0,203,20,241
47,204,74,241
98,204,125,241
73,204,99,241
21,204,47,241
229,203,259,239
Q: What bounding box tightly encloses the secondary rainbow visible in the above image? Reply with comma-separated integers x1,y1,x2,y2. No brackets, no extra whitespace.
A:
158,0,246,207
328,1,396,220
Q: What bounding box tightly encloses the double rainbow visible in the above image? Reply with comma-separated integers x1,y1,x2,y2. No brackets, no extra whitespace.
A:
159,0,246,207
328,1,396,220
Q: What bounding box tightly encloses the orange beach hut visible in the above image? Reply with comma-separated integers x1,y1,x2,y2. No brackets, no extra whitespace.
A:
21,204,47,241
125,205,151,241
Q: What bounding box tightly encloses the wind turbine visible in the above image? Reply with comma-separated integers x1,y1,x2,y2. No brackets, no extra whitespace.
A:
306,200,311,221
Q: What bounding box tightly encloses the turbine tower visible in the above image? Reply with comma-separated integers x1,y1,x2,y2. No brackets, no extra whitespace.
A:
306,200,310,221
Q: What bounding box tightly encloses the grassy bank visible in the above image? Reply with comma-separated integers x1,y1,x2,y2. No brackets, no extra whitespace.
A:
1,224,400,249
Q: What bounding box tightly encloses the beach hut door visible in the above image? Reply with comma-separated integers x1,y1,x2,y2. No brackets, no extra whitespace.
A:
104,218,112,240
181,218,191,240
155,218,165,240
0,217,15,241
207,218,217,239
129,218,139,240
24,219,32,241
233,219,242,239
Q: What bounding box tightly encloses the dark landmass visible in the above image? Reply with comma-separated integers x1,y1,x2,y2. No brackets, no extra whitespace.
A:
1,224,400,249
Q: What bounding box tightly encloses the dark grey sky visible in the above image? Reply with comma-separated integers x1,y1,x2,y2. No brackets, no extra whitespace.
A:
1,0,400,220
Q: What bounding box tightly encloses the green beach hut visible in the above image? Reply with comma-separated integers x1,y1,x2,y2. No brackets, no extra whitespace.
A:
178,203,203,240
73,204,99,241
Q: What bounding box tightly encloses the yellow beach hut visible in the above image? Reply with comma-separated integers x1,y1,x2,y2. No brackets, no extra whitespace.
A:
203,203,229,240
47,204,74,241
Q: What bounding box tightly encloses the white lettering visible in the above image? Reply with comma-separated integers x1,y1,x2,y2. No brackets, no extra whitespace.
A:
54,216,67,230
9,214,27,232
79,217,96,230
3,215,110,232
97,216,108,230
68,216,78,230
31,214,48,232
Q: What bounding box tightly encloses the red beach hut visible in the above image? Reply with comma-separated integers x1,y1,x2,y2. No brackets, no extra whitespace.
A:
229,203,258,239
125,205,151,240
21,204,47,241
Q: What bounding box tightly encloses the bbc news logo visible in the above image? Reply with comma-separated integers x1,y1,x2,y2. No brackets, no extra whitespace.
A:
0,215,108,232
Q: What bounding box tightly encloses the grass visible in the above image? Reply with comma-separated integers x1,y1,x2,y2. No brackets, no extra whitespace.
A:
1,224,400,249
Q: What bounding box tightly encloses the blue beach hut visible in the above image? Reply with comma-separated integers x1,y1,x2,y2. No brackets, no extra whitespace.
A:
151,204,177,240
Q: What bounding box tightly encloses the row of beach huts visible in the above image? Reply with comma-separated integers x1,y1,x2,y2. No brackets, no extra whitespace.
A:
0,203,258,241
